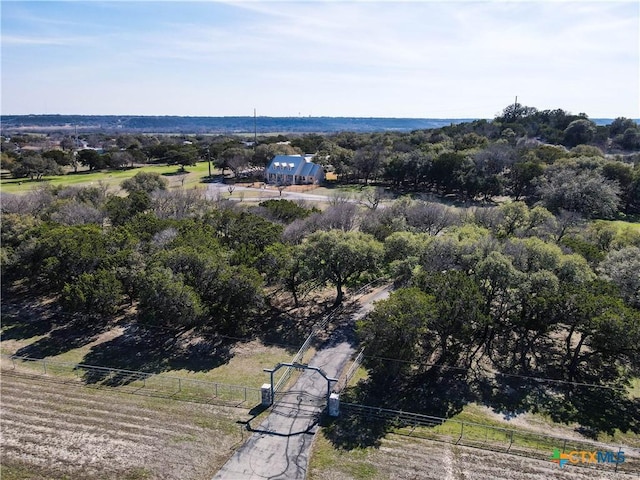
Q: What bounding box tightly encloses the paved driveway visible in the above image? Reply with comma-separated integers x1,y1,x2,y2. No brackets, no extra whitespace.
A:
213,287,391,480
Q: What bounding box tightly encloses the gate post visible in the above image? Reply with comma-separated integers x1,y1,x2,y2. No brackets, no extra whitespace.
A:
261,384,272,406
328,393,340,417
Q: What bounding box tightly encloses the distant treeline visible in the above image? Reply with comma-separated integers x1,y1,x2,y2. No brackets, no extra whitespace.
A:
1,115,477,134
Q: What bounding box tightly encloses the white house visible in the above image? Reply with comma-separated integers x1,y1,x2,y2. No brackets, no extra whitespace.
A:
264,155,325,185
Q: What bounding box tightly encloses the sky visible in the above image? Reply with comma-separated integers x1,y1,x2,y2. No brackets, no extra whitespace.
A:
1,0,638,118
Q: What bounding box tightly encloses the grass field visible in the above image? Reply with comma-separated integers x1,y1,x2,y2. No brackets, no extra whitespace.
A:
0,162,214,195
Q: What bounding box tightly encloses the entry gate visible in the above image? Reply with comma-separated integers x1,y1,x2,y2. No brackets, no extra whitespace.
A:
262,362,340,415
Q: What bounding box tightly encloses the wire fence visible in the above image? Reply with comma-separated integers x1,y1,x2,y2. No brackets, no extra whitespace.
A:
340,402,639,475
1,354,262,407
273,279,387,394
333,348,365,393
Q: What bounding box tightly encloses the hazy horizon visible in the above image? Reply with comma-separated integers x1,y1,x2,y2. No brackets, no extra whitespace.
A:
2,1,638,119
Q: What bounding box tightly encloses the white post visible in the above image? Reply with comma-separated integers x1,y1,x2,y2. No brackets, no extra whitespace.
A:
329,393,340,417
261,383,272,406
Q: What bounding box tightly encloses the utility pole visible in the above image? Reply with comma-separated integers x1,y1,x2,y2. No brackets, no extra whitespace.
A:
254,108,257,146
510,96,518,121
207,145,211,179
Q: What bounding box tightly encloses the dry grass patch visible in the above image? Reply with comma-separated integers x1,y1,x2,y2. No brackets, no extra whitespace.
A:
309,431,630,480
161,339,292,387
1,372,251,480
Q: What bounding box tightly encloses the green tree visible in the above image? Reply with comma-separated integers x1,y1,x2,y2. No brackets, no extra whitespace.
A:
413,270,490,367
261,243,306,307
166,144,199,172
121,172,168,194
77,149,106,171
42,149,72,167
257,199,317,223
11,153,62,180
429,152,466,193
620,128,640,150
609,117,637,136
510,161,544,201
563,119,597,148
536,168,621,218
358,288,435,383
598,246,640,307
559,282,640,384
62,269,123,315
301,230,383,306
138,267,206,328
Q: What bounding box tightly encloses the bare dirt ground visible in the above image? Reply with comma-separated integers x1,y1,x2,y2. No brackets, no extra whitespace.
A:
309,433,637,480
0,371,253,480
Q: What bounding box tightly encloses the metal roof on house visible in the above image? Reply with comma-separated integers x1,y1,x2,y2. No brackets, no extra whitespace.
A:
266,155,306,174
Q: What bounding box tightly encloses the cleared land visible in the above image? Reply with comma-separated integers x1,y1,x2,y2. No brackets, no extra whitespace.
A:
0,371,254,480
2,370,636,480
308,432,634,480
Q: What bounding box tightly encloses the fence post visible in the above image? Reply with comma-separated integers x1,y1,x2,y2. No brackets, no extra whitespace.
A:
178,378,181,392
215,383,218,397
615,446,622,473
457,422,464,444
43,359,47,374
11,356,15,369
507,430,514,453
244,387,247,403
562,438,567,453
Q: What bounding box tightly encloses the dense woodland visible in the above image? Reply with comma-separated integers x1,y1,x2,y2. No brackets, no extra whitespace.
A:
2,104,639,436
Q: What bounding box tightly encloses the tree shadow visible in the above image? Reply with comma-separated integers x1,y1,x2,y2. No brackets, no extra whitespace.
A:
321,411,388,449
482,374,640,439
546,385,640,438
79,324,232,385
161,169,190,177
1,314,54,341
482,374,547,417
400,369,473,418
14,315,108,359
317,300,362,349
325,369,473,451
0,291,60,341
255,305,322,350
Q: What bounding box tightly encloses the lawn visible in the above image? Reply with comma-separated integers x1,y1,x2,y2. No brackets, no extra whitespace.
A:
0,162,216,195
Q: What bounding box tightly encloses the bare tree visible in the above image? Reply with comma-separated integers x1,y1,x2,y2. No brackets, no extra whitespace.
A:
329,191,352,206
405,201,458,235
316,203,358,231
359,186,387,210
1,186,54,215
547,209,584,243
50,201,105,225
151,188,210,219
